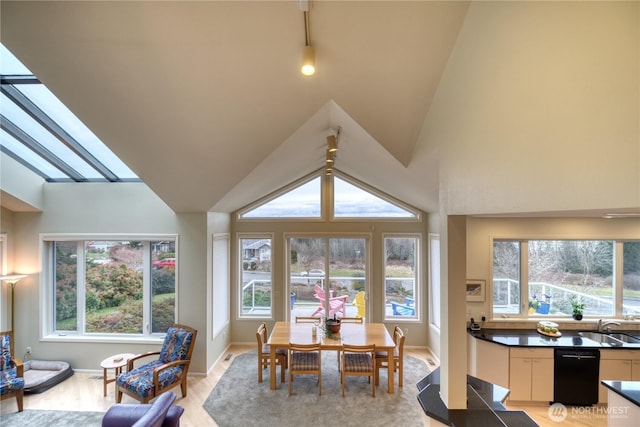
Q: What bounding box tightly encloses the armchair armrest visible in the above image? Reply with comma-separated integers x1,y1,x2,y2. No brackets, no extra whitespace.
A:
11,358,24,376
127,351,161,370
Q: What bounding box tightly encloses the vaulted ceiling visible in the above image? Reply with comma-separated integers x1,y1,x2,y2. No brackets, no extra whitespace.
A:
1,1,471,213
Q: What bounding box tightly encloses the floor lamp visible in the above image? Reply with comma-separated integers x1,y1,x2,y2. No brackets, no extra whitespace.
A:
1,274,27,331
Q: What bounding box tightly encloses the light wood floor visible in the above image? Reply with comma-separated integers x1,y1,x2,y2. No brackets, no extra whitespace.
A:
0,345,607,427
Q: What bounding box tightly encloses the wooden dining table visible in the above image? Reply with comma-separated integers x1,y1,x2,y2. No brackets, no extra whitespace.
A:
267,321,397,393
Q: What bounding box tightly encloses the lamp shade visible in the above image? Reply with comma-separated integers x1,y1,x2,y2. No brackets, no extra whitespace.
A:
301,45,316,76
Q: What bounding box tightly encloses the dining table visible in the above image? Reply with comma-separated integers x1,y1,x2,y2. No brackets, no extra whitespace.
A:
267,321,397,393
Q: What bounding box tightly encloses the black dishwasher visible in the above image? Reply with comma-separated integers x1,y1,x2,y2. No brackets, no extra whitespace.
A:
554,348,600,405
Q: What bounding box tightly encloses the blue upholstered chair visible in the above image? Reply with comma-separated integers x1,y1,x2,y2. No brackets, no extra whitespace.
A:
116,324,197,404
0,330,25,412
102,391,184,427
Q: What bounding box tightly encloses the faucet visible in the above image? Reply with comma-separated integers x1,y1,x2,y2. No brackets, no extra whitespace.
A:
597,319,621,333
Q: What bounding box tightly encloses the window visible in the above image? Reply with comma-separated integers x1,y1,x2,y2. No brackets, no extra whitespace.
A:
239,236,273,318
43,237,176,337
238,170,419,221
288,236,367,319
333,176,418,219
384,235,420,320
429,234,441,329
492,239,640,318
622,241,640,317
1,44,139,182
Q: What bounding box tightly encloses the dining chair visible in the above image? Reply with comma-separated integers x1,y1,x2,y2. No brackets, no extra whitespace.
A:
116,323,197,403
0,330,25,412
375,326,405,387
256,323,287,383
288,342,322,396
295,316,319,323
339,317,364,323
341,343,376,397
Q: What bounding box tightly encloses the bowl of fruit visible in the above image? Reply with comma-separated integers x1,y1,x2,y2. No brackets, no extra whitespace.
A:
537,320,560,337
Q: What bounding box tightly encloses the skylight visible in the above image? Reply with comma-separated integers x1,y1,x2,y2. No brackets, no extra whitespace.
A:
0,44,139,182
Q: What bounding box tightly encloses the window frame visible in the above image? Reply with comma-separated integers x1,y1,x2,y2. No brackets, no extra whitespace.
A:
237,233,274,320
40,233,178,343
490,238,639,320
383,233,421,322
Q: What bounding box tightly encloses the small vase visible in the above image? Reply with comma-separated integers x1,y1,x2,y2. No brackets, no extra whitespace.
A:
573,314,583,321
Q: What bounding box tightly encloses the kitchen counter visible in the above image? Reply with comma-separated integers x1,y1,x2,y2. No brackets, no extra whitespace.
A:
416,367,538,426
469,328,640,349
602,381,640,407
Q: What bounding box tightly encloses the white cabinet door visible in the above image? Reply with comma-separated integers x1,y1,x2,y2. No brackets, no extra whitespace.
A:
599,359,632,403
531,358,554,402
474,339,510,388
509,357,532,401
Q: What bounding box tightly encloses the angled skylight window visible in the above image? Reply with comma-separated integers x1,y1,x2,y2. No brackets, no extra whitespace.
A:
0,44,139,182
333,175,418,218
240,175,322,218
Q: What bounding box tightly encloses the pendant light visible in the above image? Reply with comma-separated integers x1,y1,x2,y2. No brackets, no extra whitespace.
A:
299,0,315,76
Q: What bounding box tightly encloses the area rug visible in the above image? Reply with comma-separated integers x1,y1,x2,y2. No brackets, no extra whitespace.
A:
203,350,430,427
0,409,103,426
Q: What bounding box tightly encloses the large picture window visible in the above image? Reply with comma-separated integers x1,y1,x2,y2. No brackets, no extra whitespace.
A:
492,239,640,318
43,236,176,337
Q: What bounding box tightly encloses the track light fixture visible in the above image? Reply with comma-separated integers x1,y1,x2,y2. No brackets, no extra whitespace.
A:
325,127,340,176
327,135,337,152
299,0,315,76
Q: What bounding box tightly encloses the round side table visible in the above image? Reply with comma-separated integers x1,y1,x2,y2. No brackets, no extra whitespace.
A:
100,353,136,398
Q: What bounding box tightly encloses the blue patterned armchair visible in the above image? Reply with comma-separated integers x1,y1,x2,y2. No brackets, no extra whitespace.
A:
0,330,25,412
116,324,197,404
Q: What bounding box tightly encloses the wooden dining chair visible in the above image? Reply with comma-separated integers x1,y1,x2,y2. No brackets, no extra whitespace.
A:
340,317,364,323
375,326,405,387
341,344,376,397
256,323,287,383
288,342,322,396
295,316,319,323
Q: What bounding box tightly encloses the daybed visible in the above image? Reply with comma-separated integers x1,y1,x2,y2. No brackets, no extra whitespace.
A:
23,360,74,393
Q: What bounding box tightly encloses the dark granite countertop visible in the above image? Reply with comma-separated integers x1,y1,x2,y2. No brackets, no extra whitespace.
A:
416,368,538,426
601,381,640,407
469,328,640,349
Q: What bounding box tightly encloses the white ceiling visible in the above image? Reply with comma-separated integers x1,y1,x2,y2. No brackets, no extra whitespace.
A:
1,1,471,213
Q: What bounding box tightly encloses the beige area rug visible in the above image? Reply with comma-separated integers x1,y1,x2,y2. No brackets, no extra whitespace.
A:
0,409,103,426
203,350,430,427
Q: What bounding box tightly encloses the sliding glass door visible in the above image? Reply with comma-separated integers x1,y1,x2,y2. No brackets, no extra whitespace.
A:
288,236,367,320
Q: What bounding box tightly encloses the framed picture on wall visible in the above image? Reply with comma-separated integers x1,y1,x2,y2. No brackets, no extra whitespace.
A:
466,279,485,302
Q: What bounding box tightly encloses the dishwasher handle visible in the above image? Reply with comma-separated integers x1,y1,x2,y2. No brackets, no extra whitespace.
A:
560,354,598,359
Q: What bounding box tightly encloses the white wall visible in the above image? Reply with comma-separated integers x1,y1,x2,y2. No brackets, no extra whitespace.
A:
424,1,639,216
5,183,210,373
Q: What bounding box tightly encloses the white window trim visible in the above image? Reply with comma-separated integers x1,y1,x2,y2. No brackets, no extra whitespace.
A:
237,233,274,320
490,237,637,320
39,233,178,343
382,233,422,323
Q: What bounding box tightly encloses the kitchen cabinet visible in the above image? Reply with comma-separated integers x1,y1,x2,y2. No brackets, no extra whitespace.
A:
598,349,640,403
469,337,509,389
508,348,554,402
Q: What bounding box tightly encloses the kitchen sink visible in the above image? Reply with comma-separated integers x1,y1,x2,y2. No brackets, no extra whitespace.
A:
578,331,640,345
607,333,640,343
578,331,624,346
